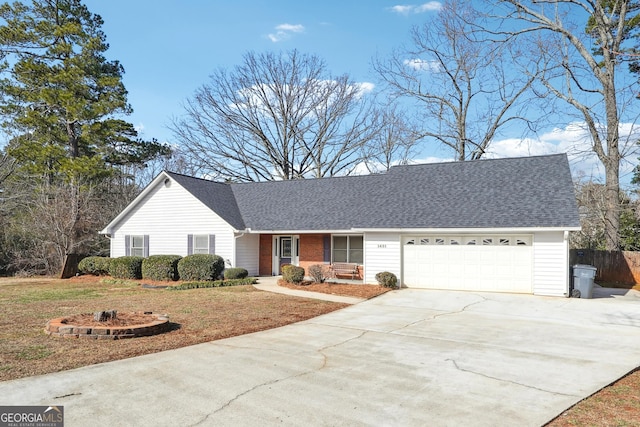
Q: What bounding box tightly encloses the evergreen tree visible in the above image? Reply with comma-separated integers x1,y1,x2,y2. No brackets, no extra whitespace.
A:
0,0,169,181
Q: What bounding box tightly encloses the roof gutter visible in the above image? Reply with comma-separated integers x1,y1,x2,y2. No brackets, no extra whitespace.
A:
350,226,582,233
232,226,581,234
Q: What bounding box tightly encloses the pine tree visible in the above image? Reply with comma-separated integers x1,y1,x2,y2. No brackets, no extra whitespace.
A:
0,0,168,181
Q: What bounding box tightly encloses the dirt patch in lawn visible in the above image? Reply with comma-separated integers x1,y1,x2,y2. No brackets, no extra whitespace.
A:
0,275,347,381
278,280,392,299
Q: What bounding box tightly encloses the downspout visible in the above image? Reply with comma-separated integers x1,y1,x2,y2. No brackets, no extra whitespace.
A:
564,230,570,297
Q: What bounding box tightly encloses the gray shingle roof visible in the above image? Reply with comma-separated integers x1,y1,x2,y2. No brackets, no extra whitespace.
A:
168,154,580,231
165,172,246,230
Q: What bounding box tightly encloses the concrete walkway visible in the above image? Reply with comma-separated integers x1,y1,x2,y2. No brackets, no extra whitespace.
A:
2,288,640,426
253,275,365,304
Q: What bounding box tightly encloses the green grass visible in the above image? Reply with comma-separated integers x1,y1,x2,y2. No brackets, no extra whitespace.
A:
16,345,54,360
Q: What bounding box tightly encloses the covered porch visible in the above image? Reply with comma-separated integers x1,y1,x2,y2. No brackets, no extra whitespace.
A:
257,233,364,281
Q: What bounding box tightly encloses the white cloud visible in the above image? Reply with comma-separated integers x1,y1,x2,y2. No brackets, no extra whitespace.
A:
268,23,305,42
390,5,413,14
135,122,145,133
390,2,442,15
416,2,443,12
355,81,375,96
403,58,440,72
485,121,640,185
276,23,304,32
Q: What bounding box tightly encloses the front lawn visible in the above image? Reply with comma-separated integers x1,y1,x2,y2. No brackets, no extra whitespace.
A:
0,276,347,381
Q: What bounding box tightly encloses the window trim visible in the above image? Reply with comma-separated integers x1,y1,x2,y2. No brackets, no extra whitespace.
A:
332,235,363,264
187,234,216,255
125,234,148,257
193,234,210,254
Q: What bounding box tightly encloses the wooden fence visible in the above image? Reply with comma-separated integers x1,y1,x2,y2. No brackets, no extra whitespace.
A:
570,249,640,285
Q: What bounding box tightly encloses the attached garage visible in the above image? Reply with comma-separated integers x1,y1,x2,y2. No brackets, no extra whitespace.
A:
402,235,533,293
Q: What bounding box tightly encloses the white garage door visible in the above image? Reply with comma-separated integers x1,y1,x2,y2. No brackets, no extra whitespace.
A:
403,235,533,293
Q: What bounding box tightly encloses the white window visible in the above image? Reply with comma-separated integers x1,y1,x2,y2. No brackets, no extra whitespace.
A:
188,234,215,255
125,235,148,257
130,235,145,257
333,235,363,264
193,235,210,254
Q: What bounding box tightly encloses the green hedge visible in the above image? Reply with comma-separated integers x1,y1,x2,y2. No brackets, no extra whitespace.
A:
375,271,398,288
177,254,225,281
282,265,305,284
142,255,182,281
166,277,256,290
223,267,248,280
78,256,111,276
109,256,144,279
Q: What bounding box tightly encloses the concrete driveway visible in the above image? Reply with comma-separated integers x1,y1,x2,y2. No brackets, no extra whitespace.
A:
2,288,640,426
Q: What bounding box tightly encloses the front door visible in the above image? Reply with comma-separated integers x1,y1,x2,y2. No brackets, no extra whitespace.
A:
272,235,299,275
279,236,292,270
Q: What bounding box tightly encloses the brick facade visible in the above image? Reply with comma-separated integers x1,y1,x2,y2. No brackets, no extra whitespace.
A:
298,234,327,273
257,233,363,280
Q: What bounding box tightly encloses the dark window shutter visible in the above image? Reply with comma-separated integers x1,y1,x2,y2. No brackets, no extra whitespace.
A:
187,234,193,255
323,235,331,263
125,235,131,256
209,235,216,255
143,235,149,257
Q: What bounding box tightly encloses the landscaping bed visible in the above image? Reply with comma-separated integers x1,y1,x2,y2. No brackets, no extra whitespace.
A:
278,279,392,299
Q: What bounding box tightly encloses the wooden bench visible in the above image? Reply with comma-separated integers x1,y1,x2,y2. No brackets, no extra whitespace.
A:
331,262,359,279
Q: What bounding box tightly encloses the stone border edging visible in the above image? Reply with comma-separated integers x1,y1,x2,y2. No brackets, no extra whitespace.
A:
45,313,171,340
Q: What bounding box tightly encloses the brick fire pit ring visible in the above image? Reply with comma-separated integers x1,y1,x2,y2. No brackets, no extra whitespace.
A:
46,312,172,340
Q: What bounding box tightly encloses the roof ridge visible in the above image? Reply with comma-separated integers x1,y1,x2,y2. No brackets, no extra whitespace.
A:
388,153,566,172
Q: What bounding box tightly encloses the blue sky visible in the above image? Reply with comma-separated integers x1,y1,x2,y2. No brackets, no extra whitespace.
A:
81,1,639,184
84,0,440,146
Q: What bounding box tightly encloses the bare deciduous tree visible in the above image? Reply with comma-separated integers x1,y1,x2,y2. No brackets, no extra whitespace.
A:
5,178,111,275
493,0,640,250
375,0,537,161
361,107,420,173
171,50,382,181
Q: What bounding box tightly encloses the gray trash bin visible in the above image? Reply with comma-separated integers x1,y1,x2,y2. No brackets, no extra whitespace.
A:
572,264,597,299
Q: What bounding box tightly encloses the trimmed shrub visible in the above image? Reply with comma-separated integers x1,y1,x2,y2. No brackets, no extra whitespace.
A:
375,271,398,288
177,254,225,281
282,265,305,284
224,267,248,280
308,264,330,283
166,277,256,290
109,256,144,279
142,255,182,281
78,256,111,276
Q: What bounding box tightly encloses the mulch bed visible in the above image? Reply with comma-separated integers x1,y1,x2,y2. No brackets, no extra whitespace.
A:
278,280,391,299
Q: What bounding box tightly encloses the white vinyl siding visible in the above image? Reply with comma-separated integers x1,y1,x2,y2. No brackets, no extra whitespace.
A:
533,231,569,297
109,178,235,263
364,232,401,284
235,233,260,276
